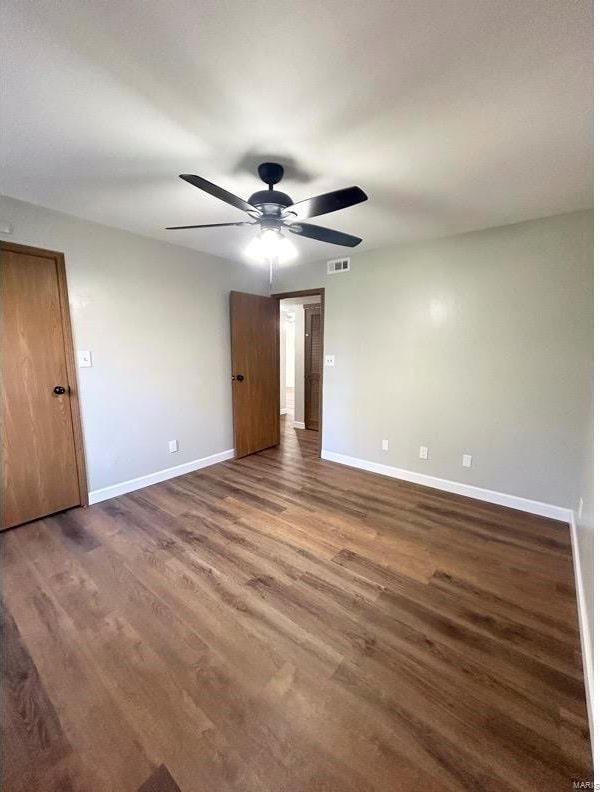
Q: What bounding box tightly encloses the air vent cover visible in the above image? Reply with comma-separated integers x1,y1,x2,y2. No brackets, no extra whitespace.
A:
327,257,350,275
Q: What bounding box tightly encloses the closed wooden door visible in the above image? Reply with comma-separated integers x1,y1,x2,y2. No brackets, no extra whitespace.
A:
230,291,280,458
304,304,322,431
1,243,86,530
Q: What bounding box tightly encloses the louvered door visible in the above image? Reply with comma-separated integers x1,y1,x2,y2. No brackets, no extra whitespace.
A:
304,304,322,431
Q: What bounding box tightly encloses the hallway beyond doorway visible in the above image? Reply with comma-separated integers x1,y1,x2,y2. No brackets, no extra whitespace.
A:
279,294,322,434
286,386,294,416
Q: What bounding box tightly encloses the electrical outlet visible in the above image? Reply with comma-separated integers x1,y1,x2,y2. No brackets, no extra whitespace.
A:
381,439,389,451
462,454,472,468
325,355,335,367
169,440,179,453
419,446,429,460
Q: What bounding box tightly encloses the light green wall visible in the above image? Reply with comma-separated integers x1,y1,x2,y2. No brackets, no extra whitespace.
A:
576,415,594,653
274,210,592,509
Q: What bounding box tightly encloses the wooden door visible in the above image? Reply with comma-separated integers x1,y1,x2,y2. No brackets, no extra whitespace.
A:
1,243,87,530
230,291,280,458
304,304,323,431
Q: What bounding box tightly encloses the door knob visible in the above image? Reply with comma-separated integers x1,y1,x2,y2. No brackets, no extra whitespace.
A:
53,385,67,395
235,374,244,382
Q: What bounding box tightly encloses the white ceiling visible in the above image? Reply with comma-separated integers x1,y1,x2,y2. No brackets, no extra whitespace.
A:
0,0,592,265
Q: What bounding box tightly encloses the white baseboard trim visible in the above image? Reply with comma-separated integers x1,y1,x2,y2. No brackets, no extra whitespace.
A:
569,513,594,746
88,449,235,505
280,408,287,415
320,450,572,522
293,421,306,429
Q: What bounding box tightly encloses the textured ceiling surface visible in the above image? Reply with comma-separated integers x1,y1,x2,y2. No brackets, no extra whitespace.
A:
0,0,592,264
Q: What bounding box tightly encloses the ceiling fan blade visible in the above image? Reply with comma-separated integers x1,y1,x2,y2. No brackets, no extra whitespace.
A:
165,221,253,230
179,174,256,214
287,222,362,247
286,186,367,221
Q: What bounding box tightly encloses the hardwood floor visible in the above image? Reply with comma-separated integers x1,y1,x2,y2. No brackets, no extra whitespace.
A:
2,416,592,790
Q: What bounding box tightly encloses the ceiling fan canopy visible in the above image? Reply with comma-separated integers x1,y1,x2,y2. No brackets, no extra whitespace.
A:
166,161,368,250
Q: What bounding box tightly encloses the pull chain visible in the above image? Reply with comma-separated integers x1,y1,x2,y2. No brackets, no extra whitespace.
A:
269,256,275,292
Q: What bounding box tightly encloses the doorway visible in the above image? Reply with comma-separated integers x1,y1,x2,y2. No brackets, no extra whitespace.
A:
278,294,322,433
1,242,87,530
229,287,324,459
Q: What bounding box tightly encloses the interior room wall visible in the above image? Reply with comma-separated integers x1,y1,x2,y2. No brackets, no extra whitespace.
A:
273,210,592,510
574,414,594,669
0,195,268,495
279,314,287,414
279,309,296,415
285,315,295,389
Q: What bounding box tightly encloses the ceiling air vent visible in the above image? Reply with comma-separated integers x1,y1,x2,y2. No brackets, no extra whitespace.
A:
327,257,350,275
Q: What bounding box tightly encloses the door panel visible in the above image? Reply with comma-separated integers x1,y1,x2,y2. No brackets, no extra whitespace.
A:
230,291,279,458
2,248,82,528
304,304,322,431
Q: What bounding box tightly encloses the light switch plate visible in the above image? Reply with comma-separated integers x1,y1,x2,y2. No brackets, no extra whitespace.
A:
381,439,389,451
169,440,179,453
325,355,335,367
419,446,429,460
77,350,92,367
462,454,472,468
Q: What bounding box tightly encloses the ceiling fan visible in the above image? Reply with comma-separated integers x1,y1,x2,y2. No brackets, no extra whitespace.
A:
166,162,368,262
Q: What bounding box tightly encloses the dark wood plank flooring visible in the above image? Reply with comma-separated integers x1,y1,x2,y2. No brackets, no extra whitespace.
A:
1,415,592,790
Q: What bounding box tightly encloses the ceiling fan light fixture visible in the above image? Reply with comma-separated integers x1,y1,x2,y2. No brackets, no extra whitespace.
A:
245,228,297,265
169,163,367,252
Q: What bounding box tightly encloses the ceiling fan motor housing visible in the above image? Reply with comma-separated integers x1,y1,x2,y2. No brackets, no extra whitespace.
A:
248,189,293,216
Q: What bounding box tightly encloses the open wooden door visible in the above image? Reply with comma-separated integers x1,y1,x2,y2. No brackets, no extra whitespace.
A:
230,291,280,458
304,304,323,431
